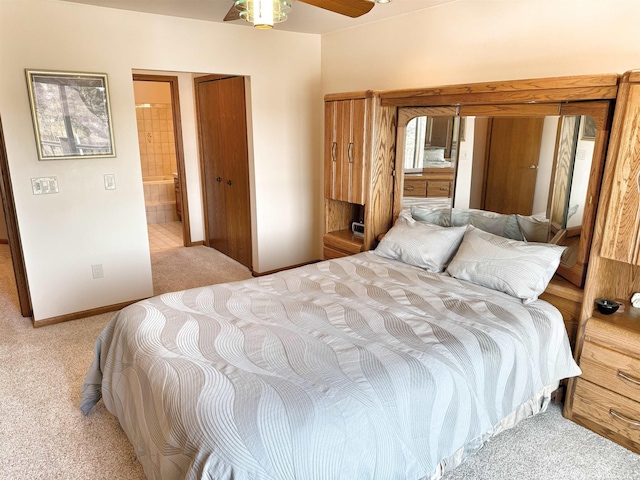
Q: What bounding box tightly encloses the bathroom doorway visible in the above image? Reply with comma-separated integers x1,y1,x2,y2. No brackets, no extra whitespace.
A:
132,74,190,253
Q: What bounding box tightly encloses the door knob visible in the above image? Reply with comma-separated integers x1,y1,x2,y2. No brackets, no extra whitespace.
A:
216,177,222,182
227,180,233,186
528,165,538,169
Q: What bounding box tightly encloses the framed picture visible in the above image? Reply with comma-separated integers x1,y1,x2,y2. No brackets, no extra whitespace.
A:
25,70,116,160
580,115,597,141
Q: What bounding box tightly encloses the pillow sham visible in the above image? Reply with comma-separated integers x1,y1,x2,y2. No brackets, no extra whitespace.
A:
445,226,566,303
451,208,509,237
410,205,451,226
517,215,550,243
374,213,466,272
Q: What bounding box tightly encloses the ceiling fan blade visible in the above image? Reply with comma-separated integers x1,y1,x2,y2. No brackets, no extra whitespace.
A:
300,0,375,18
224,3,242,21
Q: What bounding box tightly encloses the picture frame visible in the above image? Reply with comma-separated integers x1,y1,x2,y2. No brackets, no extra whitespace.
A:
25,70,116,160
580,115,597,141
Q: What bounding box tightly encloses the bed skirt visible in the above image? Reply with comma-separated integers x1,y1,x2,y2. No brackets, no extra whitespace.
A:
427,382,559,480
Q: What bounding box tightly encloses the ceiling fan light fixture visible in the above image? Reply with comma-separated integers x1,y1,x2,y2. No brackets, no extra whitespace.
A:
235,0,291,29
376,0,391,3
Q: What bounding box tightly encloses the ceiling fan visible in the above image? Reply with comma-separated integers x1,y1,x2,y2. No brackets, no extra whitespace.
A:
225,0,376,29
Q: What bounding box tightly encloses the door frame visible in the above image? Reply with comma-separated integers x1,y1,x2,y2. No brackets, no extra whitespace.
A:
0,116,33,317
132,74,191,246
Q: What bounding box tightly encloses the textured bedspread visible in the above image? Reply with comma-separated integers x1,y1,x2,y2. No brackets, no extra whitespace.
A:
81,252,580,480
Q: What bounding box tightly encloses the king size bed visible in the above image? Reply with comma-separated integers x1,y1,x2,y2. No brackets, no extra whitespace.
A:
81,216,580,480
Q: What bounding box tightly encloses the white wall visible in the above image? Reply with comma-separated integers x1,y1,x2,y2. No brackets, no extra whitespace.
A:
322,0,640,93
0,0,321,322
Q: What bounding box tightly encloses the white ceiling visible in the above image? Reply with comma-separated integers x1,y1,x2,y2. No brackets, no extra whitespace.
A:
60,0,456,34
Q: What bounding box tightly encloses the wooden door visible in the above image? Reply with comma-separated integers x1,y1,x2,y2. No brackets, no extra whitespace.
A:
195,76,252,269
483,117,544,215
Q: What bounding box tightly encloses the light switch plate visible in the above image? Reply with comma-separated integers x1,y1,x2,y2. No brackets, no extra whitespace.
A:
104,174,116,190
31,177,59,195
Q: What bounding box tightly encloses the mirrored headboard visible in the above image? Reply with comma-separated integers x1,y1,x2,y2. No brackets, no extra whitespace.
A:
383,75,618,288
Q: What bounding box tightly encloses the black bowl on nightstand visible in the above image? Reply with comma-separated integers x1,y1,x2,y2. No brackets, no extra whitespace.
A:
595,299,621,315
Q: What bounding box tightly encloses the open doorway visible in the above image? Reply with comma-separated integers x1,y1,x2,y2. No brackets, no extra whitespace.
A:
0,116,32,318
132,74,190,253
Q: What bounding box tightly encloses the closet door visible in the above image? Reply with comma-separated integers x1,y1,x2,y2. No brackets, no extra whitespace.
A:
196,75,252,269
483,117,544,215
218,77,252,268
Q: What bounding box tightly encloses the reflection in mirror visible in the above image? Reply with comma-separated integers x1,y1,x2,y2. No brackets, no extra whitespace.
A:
548,115,596,268
454,114,597,267
395,102,609,289
401,115,458,213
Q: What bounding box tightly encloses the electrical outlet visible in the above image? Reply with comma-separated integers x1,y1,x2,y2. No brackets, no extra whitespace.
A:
91,264,104,279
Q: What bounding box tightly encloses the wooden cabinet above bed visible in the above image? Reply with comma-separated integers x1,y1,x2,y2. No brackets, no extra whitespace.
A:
323,91,397,258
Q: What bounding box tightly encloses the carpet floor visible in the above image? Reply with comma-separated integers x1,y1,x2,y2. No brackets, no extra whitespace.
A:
0,245,638,479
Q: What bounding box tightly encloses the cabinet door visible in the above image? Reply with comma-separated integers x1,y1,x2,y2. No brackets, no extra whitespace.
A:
343,98,367,205
324,98,368,205
324,100,341,200
601,80,640,264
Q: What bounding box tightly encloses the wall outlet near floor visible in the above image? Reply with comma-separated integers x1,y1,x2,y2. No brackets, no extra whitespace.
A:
91,264,104,279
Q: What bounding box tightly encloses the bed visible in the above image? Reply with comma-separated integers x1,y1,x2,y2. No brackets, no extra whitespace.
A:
81,227,580,480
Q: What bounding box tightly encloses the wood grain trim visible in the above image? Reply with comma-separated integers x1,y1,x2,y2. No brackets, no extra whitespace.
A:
623,70,640,83
32,299,144,328
580,341,640,400
325,90,376,102
571,378,640,453
460,103,560,117
380,74,618,103
0,116,32,317
585,314,640,359
397,106,457,126
364,103,397,250
543,275,584,303
381,86,619,107
323,230,364,253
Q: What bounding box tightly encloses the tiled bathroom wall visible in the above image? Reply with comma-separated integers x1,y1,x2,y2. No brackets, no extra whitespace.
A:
143,182,179,224
136,103,177,178
136,103,179,225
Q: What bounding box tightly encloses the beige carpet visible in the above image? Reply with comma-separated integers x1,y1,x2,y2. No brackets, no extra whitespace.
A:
0,245,251,480
150,245,252,296
1,245,638,479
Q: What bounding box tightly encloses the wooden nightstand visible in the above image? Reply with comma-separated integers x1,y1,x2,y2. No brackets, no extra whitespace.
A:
569,302,640,453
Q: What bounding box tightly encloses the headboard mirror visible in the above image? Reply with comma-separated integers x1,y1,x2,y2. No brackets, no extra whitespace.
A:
394,101,612,288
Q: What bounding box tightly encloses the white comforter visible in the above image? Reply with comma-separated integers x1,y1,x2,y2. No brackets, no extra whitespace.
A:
81,252,580,480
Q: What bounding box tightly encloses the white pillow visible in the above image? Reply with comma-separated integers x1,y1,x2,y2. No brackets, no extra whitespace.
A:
374,213,467,272
451,208,509,237
445,226,566,303
517,215,550,243
410,205,451,226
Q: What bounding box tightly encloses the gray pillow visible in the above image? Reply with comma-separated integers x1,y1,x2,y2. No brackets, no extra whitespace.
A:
374,213,466,272
451,208,509,237
410,205,451,226
516,215,550,243
446,226,566,303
